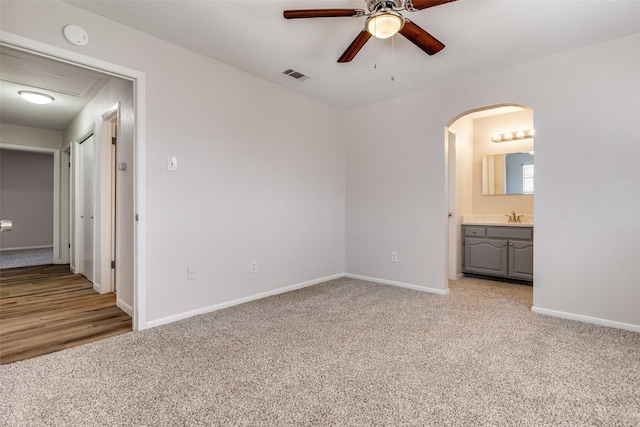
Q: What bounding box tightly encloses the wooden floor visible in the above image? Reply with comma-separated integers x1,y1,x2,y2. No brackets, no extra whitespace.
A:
0,264,131,364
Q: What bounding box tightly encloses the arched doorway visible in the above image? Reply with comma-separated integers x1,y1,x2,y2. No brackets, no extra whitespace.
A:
445,104,534,287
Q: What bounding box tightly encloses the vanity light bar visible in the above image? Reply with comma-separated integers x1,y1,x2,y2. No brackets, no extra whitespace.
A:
492,129,535,143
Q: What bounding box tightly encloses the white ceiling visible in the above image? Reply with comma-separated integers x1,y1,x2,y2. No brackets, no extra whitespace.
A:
0,46,111,131
2,1,640,131
65,0,640,109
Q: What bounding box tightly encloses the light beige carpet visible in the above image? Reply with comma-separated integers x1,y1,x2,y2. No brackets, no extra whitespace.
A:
1,277,638,426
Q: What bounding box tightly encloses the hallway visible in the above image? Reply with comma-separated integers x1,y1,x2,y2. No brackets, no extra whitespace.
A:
0,264,131,364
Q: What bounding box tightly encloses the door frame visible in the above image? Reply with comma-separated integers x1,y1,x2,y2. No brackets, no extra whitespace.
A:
444,103,533,286
0,30,148,331
0,143,60,262
101,104,119,294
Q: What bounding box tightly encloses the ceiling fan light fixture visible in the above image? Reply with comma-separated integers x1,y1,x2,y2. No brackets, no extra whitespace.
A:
366,11,404,39
18,91,54,105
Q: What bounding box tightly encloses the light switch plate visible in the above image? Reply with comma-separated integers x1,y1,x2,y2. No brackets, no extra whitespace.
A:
168,156,178,171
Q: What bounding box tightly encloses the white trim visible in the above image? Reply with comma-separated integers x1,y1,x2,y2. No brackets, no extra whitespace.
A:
345,273,450,295
0,143,60,263
146,273,344,329
531,306,640,333
133,76,147,331
0,245,54,251
100,103,119,295
117,299,133,317
1,30,148,331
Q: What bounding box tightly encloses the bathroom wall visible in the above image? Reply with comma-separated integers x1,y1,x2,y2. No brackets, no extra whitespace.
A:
472,110,534,215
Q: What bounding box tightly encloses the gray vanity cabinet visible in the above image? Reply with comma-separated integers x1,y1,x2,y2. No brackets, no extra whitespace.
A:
462,225,533,281
508,240,534,280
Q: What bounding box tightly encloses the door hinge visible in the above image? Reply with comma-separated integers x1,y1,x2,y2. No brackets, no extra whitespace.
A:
112,137,117,145
68,243,71,248
111,260,116,269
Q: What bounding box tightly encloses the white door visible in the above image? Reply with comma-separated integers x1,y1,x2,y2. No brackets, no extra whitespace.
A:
79,134,95,281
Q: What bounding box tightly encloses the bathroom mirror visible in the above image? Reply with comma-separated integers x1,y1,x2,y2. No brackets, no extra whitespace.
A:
482,152,534,195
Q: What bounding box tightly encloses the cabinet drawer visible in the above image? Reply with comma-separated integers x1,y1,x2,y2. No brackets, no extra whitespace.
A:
464,227,486,237
487,227,532,240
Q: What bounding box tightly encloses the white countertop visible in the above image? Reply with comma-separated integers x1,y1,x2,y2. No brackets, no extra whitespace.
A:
461,214,533,227
462,221,533,227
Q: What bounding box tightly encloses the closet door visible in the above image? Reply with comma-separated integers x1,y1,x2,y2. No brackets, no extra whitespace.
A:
78,134,94,281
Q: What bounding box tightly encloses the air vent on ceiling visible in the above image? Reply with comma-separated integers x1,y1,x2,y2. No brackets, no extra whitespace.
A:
282,68,313,82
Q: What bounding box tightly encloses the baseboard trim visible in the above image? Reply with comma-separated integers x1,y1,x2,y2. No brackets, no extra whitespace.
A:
531,306,640,333
345,273,450,295
0,245,53,251
146,273,345,328
117,298,133,317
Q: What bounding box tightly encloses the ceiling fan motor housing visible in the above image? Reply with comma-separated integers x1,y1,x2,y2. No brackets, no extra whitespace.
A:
367,0,403,13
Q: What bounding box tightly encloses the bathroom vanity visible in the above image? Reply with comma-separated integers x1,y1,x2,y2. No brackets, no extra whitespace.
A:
461,223,533,282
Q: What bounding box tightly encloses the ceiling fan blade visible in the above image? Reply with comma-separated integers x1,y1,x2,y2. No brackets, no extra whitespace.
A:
338,30,372,63
407,0,457,11
283,9,363,19
399,20,445,56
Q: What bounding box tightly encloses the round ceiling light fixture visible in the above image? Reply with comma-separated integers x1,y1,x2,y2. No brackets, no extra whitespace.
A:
18,91,55,105
366,11,405,39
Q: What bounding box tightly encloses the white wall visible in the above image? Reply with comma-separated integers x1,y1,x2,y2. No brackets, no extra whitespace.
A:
0,0,345,325
63,77,135,313
0,123,62,150
346,32,640,328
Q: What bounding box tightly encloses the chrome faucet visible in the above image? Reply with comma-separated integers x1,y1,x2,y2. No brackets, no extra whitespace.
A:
506,211,522,223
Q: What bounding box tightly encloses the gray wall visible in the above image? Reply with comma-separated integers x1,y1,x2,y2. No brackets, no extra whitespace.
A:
0,149,54,249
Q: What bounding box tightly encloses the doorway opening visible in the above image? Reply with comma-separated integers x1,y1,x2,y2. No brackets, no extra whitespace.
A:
1,32,146,331
0,146,58,267
445,104,534,289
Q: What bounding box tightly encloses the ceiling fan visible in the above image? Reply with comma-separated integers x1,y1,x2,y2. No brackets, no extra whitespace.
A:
283,0,457,63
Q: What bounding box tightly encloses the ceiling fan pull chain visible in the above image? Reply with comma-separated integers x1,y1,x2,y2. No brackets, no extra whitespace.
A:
391,35,396,81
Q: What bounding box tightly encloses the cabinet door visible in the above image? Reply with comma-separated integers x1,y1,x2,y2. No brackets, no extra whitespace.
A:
509,241,534,280
464,238,508,277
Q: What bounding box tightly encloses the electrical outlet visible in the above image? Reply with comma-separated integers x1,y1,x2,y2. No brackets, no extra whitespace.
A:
250,260,258,273
391,251,398,263
187,266,196,280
